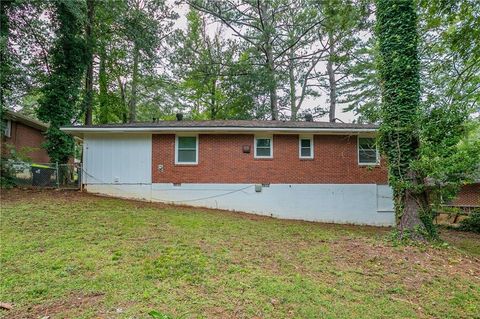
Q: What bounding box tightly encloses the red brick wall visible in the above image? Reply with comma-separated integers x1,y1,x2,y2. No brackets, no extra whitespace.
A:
2,121,50,163
152,134,388,184
451,183,480,207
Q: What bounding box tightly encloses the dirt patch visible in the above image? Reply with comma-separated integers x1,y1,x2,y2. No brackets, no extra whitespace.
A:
440,229,480,248
5,292,104,319
1,188,86,204
330,236,480,289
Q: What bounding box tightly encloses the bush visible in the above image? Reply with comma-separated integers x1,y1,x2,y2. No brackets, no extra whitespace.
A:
0,144,34,188
458,211,480,233
0,156,16,188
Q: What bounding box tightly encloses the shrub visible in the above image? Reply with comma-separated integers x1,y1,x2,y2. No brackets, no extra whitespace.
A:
0,156,16,188
0,144,34,188
458,211,480,233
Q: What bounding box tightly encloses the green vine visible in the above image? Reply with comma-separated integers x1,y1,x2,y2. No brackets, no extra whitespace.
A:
376,0,433,238
37,0,87,164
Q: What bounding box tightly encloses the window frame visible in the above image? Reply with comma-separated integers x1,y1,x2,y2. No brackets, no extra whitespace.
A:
254,135,273,159
299,135,314,159
3,119,11,138
175,134,199,165
357,136,380,166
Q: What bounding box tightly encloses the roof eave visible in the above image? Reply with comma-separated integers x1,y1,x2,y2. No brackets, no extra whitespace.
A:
60,126,378,138
5,109,49,131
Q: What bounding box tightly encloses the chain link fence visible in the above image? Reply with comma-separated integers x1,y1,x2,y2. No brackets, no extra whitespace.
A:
9,161,81,189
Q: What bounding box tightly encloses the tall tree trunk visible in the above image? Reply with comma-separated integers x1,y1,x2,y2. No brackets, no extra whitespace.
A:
117,76,127,123
98,47,108,124
129,43,139,123
266,47,278,120
377,0,427,239
288,50,297,120
210,78,217,119
327,32,336,123
398,191,424,236
84,0,95,125
396,174,430,240
259,1,278,120
0,1,12,110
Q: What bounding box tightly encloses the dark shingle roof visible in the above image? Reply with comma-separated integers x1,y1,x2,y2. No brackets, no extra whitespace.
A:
4,109,49,131
65,120,378,130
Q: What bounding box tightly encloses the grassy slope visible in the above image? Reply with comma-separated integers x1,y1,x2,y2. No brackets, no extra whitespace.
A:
1,189,479,319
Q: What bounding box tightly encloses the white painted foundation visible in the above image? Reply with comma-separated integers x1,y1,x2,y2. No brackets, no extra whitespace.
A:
81,133,395,226
85,183,395,226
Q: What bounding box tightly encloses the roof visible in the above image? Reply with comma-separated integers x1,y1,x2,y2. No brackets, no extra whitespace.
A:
61,120,378,137
4,109,49,131
63,120,378,129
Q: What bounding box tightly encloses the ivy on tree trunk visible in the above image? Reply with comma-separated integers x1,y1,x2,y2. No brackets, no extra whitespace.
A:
37,0,87,164
376,0,433,239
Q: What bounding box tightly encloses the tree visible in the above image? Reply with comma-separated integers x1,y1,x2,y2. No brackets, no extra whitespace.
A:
83,0,95,125
1,0,52,113
376,0,426,238
0,0,12,110
171,9,229,119
276,0,325,120
37,0,87,164
415,0,480,221
171,8,268,120
339,36,381,123
312,0,371,122
93,0,129,123
120,0,177,122
189,0,321,120
377,0,480,240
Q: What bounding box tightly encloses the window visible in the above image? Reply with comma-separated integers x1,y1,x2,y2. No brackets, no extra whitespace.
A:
254,136,273,158
2,120,11,138
299,136,313,159
358,137,379,165
175,135,198,164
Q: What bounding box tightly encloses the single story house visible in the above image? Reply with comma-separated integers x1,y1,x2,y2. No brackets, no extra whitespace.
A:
2,109,50,163
62,120,396,226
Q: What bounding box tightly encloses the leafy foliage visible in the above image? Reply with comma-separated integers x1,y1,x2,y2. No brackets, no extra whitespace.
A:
170,9,270,120
37,0,87,163
376,0,480,239
459,211,480,234
0,144,35,188
340,37,382,123
376,0,427,237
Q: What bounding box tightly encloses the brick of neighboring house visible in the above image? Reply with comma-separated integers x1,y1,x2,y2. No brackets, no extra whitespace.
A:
152,134,389,184
451,183,480,207
2,121,50,163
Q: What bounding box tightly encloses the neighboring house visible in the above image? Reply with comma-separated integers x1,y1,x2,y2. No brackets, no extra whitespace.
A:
449,182,480,212
62,120,396,226
2,109,50,163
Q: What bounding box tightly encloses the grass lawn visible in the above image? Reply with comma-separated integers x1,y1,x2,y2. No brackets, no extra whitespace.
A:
1,189,479,319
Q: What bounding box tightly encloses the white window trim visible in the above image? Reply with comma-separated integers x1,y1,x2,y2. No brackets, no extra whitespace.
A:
175,134,199,165
3,119,11,138
299,135,314,159
254,135,273,159
357,135,380,166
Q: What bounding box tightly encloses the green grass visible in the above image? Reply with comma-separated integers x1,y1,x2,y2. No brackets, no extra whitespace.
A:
1,189,479,318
